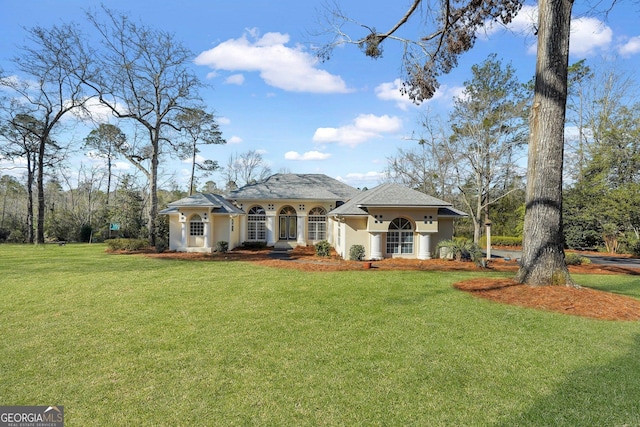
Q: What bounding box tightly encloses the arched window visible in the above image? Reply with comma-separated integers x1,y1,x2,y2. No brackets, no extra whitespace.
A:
189,214,204,236
386,218,413,254
247,206,266,241
307,207,327,241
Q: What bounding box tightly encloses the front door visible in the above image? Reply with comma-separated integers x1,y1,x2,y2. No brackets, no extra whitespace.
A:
279,207,297,240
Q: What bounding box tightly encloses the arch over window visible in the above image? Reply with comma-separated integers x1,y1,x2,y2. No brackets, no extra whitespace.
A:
247,205,266,241
386,218,413,254
279,206,296,216
189,214,204,236
308,207,327,241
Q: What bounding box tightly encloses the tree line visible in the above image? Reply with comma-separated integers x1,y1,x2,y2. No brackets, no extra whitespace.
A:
384,55,639,255
0,6,226,246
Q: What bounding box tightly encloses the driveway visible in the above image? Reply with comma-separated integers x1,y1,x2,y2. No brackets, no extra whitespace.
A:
488,249,640,269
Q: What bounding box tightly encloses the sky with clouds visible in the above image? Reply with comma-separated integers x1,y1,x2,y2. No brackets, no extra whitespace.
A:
1,1,639,189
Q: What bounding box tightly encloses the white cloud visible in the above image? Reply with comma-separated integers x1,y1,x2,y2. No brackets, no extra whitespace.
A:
227,135,243,144
195,29,351,93
217,116,231,125
483,6,614,57
313,114,402,147
113,161,131,171
182,154,206,164
618,36,640,57
482,4,537,38
284,150,331,161
570,17,613,56
225,74,245,85
375,79,414,110
336,171,387,187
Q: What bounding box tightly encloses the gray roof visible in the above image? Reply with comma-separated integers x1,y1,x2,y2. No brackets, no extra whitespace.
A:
330,183,465,216
227,174,360,201
159,193,244,215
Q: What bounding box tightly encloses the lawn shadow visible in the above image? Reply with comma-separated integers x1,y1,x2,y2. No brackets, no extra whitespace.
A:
497,334,640,426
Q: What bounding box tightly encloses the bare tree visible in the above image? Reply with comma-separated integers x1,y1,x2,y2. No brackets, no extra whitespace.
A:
0,23,91,243
324,0,577,286
223,150,272,189
79,6,203,245
384,115,455,199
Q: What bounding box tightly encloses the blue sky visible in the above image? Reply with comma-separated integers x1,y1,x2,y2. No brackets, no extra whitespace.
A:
1,1,639,189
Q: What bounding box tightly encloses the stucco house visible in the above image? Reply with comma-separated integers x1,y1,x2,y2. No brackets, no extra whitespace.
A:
160,173,466,259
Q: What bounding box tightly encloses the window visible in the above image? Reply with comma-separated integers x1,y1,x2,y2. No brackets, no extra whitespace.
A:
307,207,327,241
248,206,266,241
386,218,413,254
190,214,204,236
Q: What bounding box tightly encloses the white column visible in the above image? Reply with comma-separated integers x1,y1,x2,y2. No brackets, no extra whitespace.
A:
203,220,210,249
418,233,432,260
180,221,187,249
240,215,247,244
297,215,306,245
370,232,383,260
266,214,276,245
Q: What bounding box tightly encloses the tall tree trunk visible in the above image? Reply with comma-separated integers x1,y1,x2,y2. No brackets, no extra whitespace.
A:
27,153,35,244
36,137,46,244
189,142,197,196
516,0,575,286
148,140,159,247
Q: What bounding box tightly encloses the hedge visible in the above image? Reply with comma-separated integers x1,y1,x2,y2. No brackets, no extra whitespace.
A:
480,235,522,248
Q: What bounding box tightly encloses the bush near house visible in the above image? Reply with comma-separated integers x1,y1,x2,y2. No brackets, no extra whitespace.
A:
349,244,366,261
216,241,229,253
437,238,484,265
315,240,331,257
241,241,267,250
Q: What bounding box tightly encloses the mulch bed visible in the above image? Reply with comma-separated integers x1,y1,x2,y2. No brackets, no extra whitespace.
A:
138,246,640,321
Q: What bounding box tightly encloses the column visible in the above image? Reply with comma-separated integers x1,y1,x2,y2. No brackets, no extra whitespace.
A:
180,221,187,250
297,215,306,245
203,220,210,249
370,232,383,260
418,232,432,260
266,214,276,245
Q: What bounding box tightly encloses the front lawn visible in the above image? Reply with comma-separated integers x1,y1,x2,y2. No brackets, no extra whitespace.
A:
1,244,639,426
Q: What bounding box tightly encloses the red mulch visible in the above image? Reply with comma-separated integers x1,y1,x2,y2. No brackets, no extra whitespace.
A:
137,246,640,321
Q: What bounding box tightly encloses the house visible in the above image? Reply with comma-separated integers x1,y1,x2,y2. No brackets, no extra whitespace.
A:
160,173,466,259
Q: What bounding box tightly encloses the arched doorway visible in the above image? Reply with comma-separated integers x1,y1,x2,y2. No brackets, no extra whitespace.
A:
279,206,297,240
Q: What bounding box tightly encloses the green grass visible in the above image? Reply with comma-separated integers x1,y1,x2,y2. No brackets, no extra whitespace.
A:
1,244,640,426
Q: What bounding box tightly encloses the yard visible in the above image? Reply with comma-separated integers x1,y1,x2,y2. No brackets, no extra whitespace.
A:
1,244,639,425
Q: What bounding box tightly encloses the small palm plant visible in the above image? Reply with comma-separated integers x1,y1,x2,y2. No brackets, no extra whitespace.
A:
437,238,485,266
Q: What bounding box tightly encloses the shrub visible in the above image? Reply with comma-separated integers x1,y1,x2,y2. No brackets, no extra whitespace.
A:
155,239,168,253
105,238,149,251
216,241,229,253
480,235,522,248
630,240,640,257
349,244,366,261
437,238,485,265
564,252,591,266
79,224,93,243
315,240,331,257
242,241,267,250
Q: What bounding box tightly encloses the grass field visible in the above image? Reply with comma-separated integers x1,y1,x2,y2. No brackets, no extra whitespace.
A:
1,244,639,426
